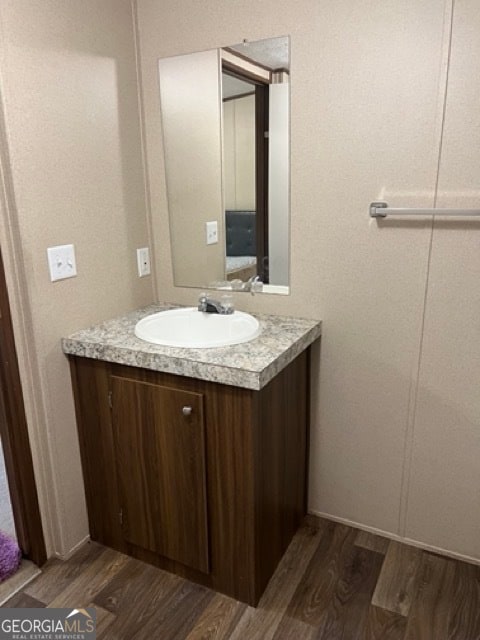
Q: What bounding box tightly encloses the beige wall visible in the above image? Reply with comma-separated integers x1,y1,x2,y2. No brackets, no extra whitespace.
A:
136,0,480,562
158,49,225,286
223,95,256,210
1,0,477,565
404,0,480,559
0,0,153,556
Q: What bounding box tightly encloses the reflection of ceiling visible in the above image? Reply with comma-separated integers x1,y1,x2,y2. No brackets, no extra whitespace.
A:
228,36,289,71
222,74,254,100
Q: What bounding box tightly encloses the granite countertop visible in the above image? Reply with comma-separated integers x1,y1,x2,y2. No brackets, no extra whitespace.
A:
62,303,322,390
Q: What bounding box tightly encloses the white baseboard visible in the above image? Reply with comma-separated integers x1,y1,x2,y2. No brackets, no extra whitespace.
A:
54,534,90,561
0,560,41,606
309,509,480,567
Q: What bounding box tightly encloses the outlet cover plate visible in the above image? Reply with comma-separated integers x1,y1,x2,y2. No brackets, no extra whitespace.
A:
206,221,218,245
137,247,151,277
47,244,77,282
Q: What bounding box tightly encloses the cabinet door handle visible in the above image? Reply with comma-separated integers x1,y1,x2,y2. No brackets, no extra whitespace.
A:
182,406,193,416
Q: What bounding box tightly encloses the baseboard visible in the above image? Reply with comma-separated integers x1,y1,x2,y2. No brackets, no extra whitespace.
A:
309,509,480,567
54,534,90,561
0,560,41,606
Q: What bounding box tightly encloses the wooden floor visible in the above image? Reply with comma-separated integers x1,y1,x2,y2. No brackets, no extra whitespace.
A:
3,516,480,639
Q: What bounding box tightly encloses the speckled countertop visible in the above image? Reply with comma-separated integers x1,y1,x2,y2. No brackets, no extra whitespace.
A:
62,303,322,390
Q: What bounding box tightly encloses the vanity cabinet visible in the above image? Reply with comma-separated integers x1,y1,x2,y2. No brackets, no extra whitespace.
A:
111,376,209,574
69,348,311,606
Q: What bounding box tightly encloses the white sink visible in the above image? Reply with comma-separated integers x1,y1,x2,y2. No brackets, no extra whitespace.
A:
134,307,261,348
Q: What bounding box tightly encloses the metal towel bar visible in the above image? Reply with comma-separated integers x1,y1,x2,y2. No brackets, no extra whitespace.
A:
370,201,480,218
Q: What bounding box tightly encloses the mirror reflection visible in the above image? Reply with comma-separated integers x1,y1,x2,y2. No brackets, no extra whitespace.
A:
158,36,290,293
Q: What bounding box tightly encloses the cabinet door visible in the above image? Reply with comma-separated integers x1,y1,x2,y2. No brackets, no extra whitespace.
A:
110,375,209,573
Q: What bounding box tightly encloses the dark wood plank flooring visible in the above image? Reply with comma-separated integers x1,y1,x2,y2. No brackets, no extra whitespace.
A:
3,516,480,639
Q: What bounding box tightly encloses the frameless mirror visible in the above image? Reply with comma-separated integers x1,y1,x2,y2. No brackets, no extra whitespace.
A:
158,36,290,294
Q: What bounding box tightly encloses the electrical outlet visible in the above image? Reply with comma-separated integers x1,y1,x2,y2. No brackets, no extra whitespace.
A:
137,247,151,277
47,244,77,282
206,221,218,245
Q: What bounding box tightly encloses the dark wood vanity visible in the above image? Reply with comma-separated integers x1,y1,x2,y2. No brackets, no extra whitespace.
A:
69,348,310,606
63,303,321,605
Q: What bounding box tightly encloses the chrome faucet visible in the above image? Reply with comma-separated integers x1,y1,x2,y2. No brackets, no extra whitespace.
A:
198,293,234,315
244,275,263,294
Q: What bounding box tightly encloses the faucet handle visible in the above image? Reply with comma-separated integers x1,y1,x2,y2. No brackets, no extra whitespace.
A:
247,276,263,294
220,294,234,313
198,292,208,312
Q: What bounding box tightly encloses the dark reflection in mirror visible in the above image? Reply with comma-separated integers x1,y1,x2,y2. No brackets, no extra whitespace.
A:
221,40,289,287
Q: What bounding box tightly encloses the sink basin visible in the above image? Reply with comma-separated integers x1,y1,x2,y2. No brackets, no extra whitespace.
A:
134,307,261,348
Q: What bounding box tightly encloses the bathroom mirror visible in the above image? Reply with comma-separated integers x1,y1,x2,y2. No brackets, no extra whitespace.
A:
158,36,290,293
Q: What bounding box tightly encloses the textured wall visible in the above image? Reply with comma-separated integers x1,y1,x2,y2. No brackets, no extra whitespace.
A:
404,0,480,560
0,0,153,556
158,49,225,286
223,95,256,211
2,0,476,564
135,0,473,556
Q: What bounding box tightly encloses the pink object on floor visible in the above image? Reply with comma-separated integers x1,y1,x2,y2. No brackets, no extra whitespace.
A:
0,531,21,582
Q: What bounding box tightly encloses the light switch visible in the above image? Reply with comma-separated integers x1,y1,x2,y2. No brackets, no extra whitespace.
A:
206,221,218,245
137,247,151,277
47,244,77,282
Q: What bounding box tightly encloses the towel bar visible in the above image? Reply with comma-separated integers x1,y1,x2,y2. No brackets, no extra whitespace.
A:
370,201,480,218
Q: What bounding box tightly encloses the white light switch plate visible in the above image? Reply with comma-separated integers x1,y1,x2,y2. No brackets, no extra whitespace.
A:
206,220,218,245
137,247,151,277
47,244,77,282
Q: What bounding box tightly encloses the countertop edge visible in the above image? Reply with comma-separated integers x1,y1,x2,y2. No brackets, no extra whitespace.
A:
62,306,322,390
63,338,262,390
258,324,322,388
